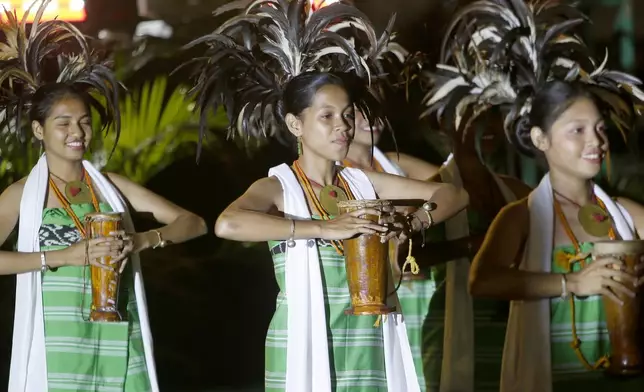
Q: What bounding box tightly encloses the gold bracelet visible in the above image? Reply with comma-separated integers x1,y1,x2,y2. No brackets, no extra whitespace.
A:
421,201,435,228
152,230,169,249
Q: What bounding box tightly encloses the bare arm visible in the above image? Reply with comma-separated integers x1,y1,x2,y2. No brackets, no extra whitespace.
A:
215,176,323,242
215,176,388,242
0,181,75,274
468,199,565,300
107,173,208,251
384,152,440,181
364,170,469,226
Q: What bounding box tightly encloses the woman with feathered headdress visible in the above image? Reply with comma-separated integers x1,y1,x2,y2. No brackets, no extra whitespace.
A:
185,0,469,390
327,12,443,389
0,2,207,391
425,0,644,391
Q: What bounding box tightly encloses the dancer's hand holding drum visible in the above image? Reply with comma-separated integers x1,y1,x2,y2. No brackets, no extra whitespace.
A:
567,255,638,305
109,230,135,273
378,211,411,244
319,207,390,240
61,237,124,270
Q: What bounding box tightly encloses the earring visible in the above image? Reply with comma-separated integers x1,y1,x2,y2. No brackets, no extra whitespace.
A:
297,137,302,156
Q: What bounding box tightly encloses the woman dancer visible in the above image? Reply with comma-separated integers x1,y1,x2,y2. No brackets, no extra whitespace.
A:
417,1,584,390
0,3,207,391
434,1,644,390
420,111,532,392
344,109,440,389
471,80,644,392
338,27,440,388
185,1,469,390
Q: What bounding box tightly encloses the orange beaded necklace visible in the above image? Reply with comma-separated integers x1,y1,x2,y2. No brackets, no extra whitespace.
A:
48,169,100,237
554,193,616,371
342,157,384,173
292,160,355,255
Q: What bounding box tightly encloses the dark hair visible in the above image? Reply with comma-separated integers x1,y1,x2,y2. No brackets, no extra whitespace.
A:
29,83,90,125
276,71,348,121
513,80,594,156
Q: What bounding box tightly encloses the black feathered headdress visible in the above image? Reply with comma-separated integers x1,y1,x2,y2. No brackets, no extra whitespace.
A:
422,0,644,145
180,0,382,157
0,0,123,144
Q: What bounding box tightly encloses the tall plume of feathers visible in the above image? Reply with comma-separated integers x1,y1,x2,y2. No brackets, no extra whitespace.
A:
179,0,382,158
325,12,412,154
0,0,123,145
422,0,644,146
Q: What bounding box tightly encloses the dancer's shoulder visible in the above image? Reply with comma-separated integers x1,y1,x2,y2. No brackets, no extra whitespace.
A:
496,174,532,199
496,197,530,226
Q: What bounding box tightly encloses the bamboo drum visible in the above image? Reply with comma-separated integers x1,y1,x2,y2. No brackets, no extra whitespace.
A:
594,239,644,376
337,199,395,315
85,212,124,322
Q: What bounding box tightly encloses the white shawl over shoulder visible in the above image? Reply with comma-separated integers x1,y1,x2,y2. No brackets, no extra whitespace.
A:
373,147,405,176
500,174,635,392
268,163,419,392
10,155,159,392
437,153,516,392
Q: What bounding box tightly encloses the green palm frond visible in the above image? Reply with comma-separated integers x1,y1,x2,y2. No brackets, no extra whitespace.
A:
91,76,227,184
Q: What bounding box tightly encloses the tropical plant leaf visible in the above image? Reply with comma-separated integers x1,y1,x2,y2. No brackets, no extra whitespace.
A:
91,76,227,184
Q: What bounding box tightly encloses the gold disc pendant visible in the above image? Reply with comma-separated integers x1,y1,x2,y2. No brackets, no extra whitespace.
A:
578,204,611,237
319,185,348,215
65,181,92,204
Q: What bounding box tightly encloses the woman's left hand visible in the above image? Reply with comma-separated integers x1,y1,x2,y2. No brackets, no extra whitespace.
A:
378,211,411,244
109,230,145,273
636,255,644,287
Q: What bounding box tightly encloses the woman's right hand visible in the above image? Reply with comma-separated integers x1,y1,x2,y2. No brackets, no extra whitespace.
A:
319,208,389,240
567,256,639,304
59,237,125,270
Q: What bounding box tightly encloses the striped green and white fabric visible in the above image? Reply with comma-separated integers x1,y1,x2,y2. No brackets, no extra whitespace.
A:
39,202,152,392
265,238,388,391
550,242,644,391
397,275,435,389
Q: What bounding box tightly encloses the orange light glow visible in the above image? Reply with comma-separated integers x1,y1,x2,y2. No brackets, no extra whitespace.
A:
0,1,86,22
311,0,339,11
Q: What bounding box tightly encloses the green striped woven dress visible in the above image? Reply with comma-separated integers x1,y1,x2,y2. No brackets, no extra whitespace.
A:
39,203,152,391
424,211,508,392
395,231,440,390
551,243,644,391
378,154,436,388
265,233,388,391
397,277,435,390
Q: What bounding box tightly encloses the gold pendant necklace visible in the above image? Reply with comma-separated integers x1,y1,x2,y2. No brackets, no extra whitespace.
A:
319,185,348,215
577,204,611,237
553,188,611,237
50,171,93,204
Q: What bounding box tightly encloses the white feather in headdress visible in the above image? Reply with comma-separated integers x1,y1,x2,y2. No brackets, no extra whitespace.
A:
423,0,643,146
179,0,379,156
0,0,123,144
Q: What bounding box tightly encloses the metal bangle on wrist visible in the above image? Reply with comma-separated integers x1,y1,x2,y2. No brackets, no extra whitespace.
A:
152,230,169,249
561,274,569,300
40,251,50,274
421,201,435,228
287,219,296,248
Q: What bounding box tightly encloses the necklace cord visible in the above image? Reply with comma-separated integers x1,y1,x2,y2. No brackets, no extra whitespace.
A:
48,169,100,322
553,193,615,371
